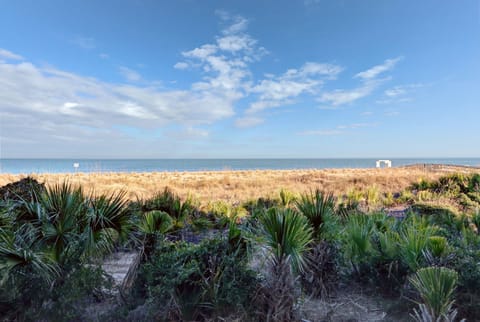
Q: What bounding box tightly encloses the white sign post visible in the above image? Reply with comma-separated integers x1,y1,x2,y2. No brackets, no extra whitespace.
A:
73,163,80,172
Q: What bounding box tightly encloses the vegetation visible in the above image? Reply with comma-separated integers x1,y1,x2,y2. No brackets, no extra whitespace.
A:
409,267,460,322
1,172,480,321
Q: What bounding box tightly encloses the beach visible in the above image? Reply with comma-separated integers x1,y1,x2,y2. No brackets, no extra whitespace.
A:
1,165,478,204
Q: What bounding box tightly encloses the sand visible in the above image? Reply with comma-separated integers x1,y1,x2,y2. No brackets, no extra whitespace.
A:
1,165,478,204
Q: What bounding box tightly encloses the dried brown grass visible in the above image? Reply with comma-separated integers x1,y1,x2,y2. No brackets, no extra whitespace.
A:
0,166,478,205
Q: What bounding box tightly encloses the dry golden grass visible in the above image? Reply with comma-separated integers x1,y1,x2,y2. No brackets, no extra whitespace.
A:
1,166,478,205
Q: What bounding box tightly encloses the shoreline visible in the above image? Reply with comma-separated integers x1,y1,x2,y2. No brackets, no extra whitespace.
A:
1,165,479,204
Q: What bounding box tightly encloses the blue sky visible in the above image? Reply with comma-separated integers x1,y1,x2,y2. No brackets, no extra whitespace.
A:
0,0,479,158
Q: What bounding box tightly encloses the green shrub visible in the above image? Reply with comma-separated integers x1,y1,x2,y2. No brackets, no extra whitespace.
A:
399,190,415,204
260,207,313,272
138,238,257,321
295,189,338,241
398,219,437,272
365,185,380,210
0,182,134,320
342,214,377,274
417,190,435,202
279,189,297,207
346,188,364,205
383,192,396,207
427,236,449,258
0,263,113,321
413,178,434,191
447,230,480,319
409,267,459,321
411,203,458,218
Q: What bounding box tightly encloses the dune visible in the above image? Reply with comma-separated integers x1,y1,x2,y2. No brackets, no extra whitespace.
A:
1,165,478,204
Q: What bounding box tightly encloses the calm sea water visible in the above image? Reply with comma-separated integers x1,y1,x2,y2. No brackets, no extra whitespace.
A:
1,158,480,174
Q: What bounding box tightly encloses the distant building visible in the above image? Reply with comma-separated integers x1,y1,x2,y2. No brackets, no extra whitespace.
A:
376,160,392,168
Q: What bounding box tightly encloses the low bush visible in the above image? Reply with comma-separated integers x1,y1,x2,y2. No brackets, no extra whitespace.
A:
409,267,459,321
135,237,258,321
0,264,113,321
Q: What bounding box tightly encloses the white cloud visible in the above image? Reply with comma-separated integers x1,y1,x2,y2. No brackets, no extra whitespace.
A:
0,59,236,141
319,79,384,106
71,36,96,49
64,102,79,108
385,83,423,97
295,62,343,79
99,53,109,59
0,48,23,60
216,11,249,35
166,127,209,140
119,66,142,82
385,110,400,117
378,83,423,104
182,44,218,60
298,129,343,136
235,116,264,128
299,122,377,136
355,57,402,80
384,87,406,97
2,16,268,157
217,34,256,52
337,122,377,129
174,62,189,70
253,79,316,101
376,97,412,104
247,62,343,113
319,57,402,107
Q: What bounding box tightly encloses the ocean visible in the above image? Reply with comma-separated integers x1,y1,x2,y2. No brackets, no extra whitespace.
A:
1,158,480,174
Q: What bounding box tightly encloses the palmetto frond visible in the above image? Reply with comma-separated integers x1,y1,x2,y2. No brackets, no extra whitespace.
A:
296,189,336,239
409,267,459,320
260,208,313,272
87,191,132,241
138,210,173,234
0,227,58,286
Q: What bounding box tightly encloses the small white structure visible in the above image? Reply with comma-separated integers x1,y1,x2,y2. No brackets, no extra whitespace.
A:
376,160,392,168
73,163,80,172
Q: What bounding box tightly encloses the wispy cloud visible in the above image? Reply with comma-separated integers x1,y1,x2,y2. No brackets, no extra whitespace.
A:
385,110,400,117
319,78,386,106
173,62,189,70
377,83,423,104
355,57,403,80
235,116,264,128
319,57,403,106
0,60,236,144
337,122,377,129
0,48,23,60
246,62,343,113
71,36,96,49
166,127,209,140
99,53,109,59
298,122,377,136
119,66,142,82
298,129,343,136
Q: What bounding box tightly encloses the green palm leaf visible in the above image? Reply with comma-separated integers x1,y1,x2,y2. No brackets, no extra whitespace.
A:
260,208,313,272
409,266,459,319
296,189,336,239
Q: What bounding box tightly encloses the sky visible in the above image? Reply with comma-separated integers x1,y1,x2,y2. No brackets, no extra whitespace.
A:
0,0,479,158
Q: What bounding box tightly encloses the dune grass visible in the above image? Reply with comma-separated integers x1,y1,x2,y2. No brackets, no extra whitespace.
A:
1,166,477,205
